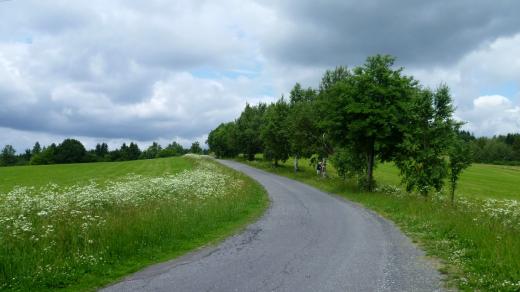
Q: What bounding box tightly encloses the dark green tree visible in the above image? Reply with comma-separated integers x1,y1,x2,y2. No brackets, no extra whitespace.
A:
395,86,457,196
54,139,87,163
287,84,319,171
128,142,141,160
0,145,17,166
141,142,162,159
189,141,203,154
235,103,266,160
31,143,57,165
32,142,41,155
319,55,418,190
207,122,238,158
261,98,291,166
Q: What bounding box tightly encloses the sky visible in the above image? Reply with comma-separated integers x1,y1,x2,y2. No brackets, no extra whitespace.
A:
1,0,519,151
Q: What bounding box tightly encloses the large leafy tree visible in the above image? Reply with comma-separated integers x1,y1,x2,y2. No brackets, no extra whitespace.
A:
261,98,291,166
319,55,417,190
395,85,457,196
235,103,266,160
54,139,87,163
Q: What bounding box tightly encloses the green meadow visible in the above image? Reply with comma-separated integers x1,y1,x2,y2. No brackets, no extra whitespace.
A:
376,162,520,200
241,157,520,291
0,157,193,193
0,156,268,291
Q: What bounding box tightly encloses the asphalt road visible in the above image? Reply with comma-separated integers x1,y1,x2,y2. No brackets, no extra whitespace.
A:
102,160,443,292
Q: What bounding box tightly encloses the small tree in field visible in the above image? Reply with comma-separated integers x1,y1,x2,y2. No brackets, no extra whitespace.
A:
395,85,457,197
448,136,472,203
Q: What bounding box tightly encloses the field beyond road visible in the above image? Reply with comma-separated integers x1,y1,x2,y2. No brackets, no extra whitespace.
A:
376,162,520,201
0,156,268,291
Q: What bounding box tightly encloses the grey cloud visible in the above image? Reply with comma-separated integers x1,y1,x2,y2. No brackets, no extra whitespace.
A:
263,0,520,67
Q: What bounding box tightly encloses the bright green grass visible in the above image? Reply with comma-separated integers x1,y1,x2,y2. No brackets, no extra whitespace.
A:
0,157,268,291
240,157,520,291
0,157,193,193
376,162,520,200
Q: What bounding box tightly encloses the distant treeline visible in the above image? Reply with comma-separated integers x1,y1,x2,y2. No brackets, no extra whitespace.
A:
0,139,205,167
459,132,520,165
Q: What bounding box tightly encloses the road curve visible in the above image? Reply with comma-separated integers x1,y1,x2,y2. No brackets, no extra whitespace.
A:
102,160,443,292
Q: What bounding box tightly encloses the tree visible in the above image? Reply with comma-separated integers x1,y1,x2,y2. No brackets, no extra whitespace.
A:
319,55,418,190
235,103,266,160
95,143,109,159
32,142,41,155
31,143,57,165
261,98,291,166
141,142,162,159
0,145,17,166
286,83,319,171
54,139,87,163
128,142,141,160
448,137,472,203
207,122,238,158
395,86,457,197
189,141,203,154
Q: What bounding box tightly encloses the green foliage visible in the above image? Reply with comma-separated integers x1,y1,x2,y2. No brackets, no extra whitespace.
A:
207,122,238,158
235,103,266,160
395,86,458,196
261,98,291,166
448,137,472,203
287,84,319,166
318,55,418,190
159,141,186,158
189,141,203,154
54,139,87,163
330,147,366,180
140,142,162,159
0,145,17,166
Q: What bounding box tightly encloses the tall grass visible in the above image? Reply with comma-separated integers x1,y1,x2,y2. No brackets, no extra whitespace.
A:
242,157,520,291
0,156,267,291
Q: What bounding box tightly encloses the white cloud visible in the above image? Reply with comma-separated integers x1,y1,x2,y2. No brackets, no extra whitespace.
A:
460,95,520,136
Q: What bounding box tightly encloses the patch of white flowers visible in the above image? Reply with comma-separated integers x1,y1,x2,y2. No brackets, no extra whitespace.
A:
0,157,242,241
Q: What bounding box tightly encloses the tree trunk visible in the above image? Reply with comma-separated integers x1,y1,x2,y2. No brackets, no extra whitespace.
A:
367,142,375,191
321,157,327,178
450,182,456,204
294,155,299,173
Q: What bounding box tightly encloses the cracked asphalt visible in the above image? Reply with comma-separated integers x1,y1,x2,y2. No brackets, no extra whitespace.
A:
101,160,443,292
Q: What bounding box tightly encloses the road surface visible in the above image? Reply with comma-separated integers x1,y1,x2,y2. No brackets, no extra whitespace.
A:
102,160,443,291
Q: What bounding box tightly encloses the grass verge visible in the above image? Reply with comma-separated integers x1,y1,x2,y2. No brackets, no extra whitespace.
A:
239,157,520,291
0,156,268,291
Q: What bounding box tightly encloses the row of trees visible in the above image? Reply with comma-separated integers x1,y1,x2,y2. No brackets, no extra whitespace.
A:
0,140,205,167
458,132,520,165
208,55,473,200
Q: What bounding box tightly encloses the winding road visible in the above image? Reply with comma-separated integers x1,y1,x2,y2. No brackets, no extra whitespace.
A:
102,160,443,292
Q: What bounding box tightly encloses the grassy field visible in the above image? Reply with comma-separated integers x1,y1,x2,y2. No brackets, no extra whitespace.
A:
240,157,520,291
0,156,268,291
376,162,520,200
0,158,193,193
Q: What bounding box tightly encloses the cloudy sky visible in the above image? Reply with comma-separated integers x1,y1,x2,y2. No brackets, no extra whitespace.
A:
1,0,519,151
